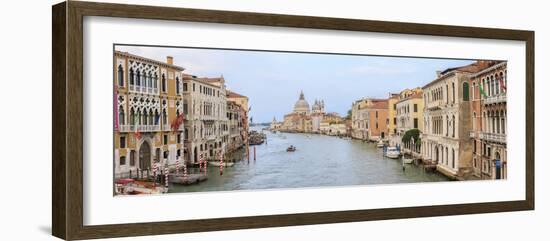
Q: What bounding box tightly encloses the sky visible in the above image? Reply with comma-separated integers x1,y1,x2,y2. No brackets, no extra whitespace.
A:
116,45,474,123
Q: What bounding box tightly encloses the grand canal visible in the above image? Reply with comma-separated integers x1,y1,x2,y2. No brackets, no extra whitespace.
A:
169,127,450,193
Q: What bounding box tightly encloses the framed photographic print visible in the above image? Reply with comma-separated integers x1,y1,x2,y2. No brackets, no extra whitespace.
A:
52,1,534,240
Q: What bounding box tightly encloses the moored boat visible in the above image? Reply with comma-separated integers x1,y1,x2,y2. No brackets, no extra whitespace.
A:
385,147,400,159
402,158,414,164
208,161,235,167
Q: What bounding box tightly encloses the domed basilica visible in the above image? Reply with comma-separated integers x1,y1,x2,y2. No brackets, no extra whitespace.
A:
293,90,311,114
276,90,342,134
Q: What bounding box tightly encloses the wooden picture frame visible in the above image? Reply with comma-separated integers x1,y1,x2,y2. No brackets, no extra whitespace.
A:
52,1,534,240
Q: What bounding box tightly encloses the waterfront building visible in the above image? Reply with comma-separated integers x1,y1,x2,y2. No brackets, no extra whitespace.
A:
226,90,250,152
351,99,369,140
293,90,311,115
387,93,400,137
420,61,491,179
319,121,330,134
351,98,389,141
282,112,307,132
311,99,326,133
395,88,424,154
327,123,347,136
270,116,282,130
279,91,347,136
114,51,185,177
227,100,245,153
181,75,229,163
227,90,249,114
281,91,320,133
319,113,346,135
469,61,507,179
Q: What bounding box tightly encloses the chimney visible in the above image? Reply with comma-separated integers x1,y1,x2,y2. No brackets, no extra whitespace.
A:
166,56,173,65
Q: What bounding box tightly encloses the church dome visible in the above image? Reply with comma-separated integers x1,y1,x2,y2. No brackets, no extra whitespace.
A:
293,90,310,114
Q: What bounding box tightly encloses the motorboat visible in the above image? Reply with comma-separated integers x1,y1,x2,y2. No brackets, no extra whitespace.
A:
376,140,385,148
402,158,414,164
286,145,296,152
385,147,400,159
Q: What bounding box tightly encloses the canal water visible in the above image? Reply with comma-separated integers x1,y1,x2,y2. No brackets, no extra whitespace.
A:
169,127,449,193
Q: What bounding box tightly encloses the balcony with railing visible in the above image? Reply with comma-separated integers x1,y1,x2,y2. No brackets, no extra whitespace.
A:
483,93,506,105
426,100,443,110
479,132,506,144
119,124,160,132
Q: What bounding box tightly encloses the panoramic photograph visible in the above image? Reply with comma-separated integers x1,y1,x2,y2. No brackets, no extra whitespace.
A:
112,45,508,195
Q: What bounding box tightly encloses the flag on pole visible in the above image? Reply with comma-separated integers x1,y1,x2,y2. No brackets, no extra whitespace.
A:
498,76,507,91
478,81,488,98
134,114,141,139
154,114,160,125
170,113,185,133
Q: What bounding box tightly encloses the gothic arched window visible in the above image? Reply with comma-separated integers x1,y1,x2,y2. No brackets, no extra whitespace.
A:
143,111,148,125
136,71,141,87
176,77,180,94
501,110,506,134
137,111,142,125
452,83,455,103
129,68,134,86
162,74,166,92
130,108,135,125
154,110,160,125
452,149,456,169
452,115,455,138
462,82,469,101
117,65,124,87
119,106,125,125
148,72,152,88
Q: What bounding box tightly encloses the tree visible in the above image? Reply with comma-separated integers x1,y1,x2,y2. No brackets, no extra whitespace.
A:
402,128,421,146
346,109,352,120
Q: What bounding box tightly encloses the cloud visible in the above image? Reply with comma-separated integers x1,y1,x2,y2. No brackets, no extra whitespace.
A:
348,60,418,76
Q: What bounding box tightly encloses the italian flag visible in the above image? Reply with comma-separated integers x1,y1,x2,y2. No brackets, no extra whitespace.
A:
498,76,507,91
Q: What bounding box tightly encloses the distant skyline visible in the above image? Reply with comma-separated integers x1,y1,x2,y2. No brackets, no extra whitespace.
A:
115,45,474,123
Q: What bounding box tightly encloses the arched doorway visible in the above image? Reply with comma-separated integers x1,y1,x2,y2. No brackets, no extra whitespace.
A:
139,141,151,170
434,145,440,163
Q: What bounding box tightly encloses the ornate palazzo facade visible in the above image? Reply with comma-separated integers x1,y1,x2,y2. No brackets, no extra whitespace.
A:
469,61,507,179
114,51,248,178
114,52,185,177
420,61,494,179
